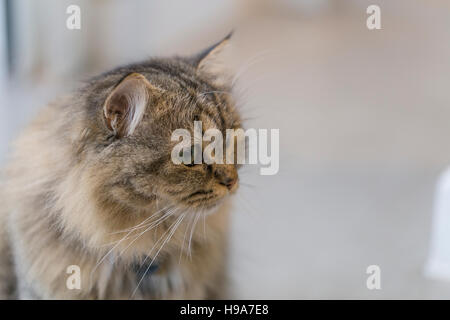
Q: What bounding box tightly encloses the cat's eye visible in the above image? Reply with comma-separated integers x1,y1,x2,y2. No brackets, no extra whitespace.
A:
181,145,199,167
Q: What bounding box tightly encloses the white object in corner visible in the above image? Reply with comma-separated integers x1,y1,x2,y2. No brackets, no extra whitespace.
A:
425,167,450,280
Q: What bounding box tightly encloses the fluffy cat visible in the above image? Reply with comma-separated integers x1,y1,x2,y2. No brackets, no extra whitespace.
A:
0,34,241,299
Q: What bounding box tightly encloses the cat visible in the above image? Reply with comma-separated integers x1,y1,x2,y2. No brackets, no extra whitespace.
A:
0,33,242,299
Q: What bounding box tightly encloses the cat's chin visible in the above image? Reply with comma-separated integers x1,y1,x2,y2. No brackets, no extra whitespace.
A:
177,184,238,212
178,195,226,212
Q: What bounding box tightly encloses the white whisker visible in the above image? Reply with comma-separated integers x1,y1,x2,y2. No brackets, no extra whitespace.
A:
202,210,207,241
117,207,179,257
179,210,195,264
131,211,187,298
90,205,174,285
188,211,202,258
110,204,172,234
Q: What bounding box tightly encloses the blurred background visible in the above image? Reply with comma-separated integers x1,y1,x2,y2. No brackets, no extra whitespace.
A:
2,0,450,299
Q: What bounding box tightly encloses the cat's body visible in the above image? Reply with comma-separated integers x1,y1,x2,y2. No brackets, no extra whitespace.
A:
0,36,240,299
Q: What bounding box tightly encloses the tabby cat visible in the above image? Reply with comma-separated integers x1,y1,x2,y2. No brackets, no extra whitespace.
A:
0,33,241,299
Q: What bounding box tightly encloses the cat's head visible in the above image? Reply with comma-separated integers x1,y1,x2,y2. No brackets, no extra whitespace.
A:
80,34,241,212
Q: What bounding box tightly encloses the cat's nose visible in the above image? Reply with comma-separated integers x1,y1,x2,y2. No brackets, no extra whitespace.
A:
214,165,238,189
220,176,237,189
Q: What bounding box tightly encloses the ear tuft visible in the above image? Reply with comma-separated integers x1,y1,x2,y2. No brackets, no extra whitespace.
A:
103,73,152,138
191,32,233,87
192,32,232,70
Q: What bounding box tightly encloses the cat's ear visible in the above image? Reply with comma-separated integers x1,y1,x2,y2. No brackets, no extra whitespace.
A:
103,73,159,138
191,32,232,81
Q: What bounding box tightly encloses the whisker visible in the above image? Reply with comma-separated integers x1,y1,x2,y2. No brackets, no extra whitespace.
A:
239,182,256,188
179,210,195,264
90,228,134,286
117,207,179,257
240,115,261,122
90,205,175,284
131,211,187,298
110,204,172,234
202,209,207,241
236,193,259,222
231,50,273,87
188,211,202,259
101,206,177,248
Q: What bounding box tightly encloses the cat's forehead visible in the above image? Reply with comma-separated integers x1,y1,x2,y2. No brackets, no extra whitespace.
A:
153,94,224,130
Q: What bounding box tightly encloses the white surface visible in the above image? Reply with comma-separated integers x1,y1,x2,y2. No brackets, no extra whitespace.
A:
426,168,450,281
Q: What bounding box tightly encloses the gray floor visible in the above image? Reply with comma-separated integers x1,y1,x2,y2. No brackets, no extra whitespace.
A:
3,1,450,299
